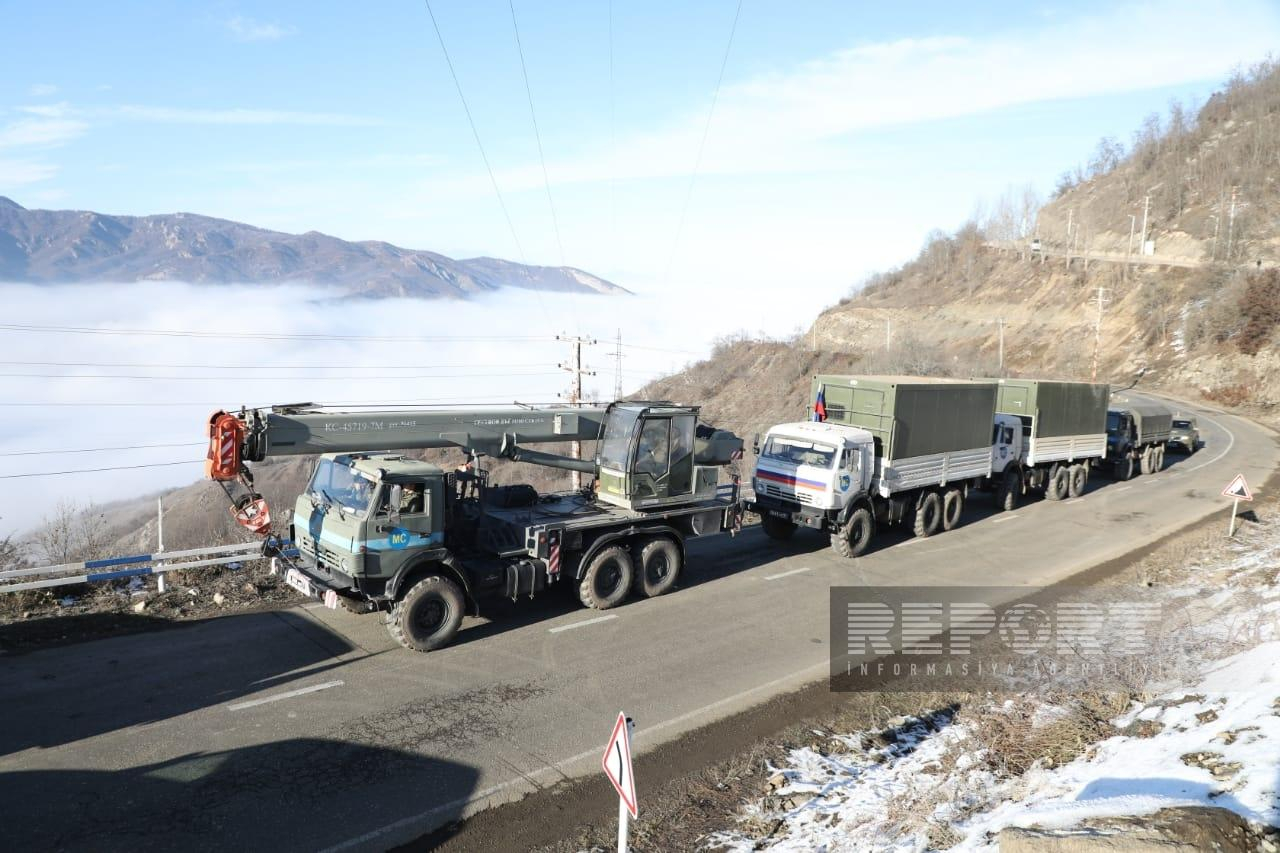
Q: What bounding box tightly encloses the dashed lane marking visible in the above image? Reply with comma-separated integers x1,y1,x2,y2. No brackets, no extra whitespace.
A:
764,567,812,581
227,680,344,711
548,614,617,634
991,514,1020,524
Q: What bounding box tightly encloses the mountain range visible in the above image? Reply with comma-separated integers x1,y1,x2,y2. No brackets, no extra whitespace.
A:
0,196,628,299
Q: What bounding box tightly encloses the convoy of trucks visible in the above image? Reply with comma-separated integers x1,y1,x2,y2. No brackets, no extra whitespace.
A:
203,376,1178,650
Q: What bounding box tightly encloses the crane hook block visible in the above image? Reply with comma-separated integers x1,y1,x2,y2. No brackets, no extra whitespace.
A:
205,410,245,481
232,493,272,536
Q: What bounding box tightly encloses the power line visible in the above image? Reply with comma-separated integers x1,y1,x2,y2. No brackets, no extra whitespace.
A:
509,0,566,266
663,0,743,283
0,371,565,381
0,323,556,343
0,441,204,458
0,359,558,370
0,394,571,408
0,460,201,479
423,0,527,266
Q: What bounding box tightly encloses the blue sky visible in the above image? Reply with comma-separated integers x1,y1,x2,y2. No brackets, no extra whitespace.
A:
3,1,1279,309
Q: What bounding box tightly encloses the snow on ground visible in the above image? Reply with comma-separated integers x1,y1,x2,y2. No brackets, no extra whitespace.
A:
707,511,1280,852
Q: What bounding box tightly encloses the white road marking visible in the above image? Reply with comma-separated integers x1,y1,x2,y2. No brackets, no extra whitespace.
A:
764,567,812,581
227,680,344,711
1114,485,1133,492
1065,498,1085,504
548,614,617,634
991,514,1020,524
895,537,925,546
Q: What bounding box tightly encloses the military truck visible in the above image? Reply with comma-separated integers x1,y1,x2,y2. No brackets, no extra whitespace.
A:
205,401,743,651
983,378,1111,509
1105,402,1173,479
747,376,1015,557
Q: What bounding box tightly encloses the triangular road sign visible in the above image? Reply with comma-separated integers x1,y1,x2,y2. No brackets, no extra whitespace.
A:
602,711,637,818
1222,473,1253,501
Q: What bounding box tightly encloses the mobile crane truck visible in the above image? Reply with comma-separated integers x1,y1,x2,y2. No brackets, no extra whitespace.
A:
205,402,743,651
747,375,1016,557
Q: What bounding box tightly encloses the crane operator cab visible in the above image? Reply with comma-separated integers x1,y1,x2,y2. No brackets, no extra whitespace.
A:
594,403,741,511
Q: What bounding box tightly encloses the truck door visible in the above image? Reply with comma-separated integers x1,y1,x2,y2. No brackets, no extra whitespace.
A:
629,414,696,502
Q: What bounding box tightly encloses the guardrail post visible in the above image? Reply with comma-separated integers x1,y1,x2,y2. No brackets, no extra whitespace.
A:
156,497,167,594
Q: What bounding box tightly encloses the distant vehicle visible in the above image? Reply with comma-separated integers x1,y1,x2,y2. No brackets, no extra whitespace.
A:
1168,416,1200,454
1030,237,1042,253
1105,403,1173,479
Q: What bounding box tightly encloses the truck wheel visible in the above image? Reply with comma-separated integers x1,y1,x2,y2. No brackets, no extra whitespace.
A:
1046,467,1069,501
1115,455,1135,481
1153,446,1165,471
578,546,634,610
999,469,1021,512
633,537,681,598
386,574,465,652
1140,447,1153,475
830,508,873,558
912,491,942,538
942,488,964,531
1068,464,1088,498
761,514,797,541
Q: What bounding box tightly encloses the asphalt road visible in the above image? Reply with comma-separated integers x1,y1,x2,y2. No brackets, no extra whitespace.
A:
0,395,1274,852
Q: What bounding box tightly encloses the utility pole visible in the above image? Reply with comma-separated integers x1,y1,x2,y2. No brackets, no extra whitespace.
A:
1139,195,1151,256
885,319,892,355
612,329,623,400
996,317,1005,373
557,334,597,490
1126,214,1136,276
1226,186,1238,261
1065,209,1074,270
1089,287,1111,382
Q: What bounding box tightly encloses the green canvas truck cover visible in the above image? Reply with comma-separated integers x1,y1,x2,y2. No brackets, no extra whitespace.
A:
989,379,1110,439
811,375,998,460
1125,402,1173,444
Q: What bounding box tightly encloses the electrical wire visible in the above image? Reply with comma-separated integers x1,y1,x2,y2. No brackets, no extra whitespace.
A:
509,0,566,267
663,0,743,283
0,323,555,343
0,442,203,458
0,359,561,370
0,371,565,381
0,460,201,479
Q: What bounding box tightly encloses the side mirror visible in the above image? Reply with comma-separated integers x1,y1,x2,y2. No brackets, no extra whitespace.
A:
752,433,760,455
388,484,403,526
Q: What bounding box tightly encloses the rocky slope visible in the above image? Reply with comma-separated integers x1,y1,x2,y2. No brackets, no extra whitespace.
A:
0,196,628,299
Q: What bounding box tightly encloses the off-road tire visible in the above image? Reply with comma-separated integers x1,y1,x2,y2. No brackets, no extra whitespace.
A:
578,545,634,610
1046,467,1069,501
1140,446,1154,475
386,574,465,652
1068,464,1088,498
1153,446,1165,472
760,513,797,541
912,491,942,538
1115,455,1135,481
830,507,873,558
942,488,964,531
999,469,1021,512
633,537,682,598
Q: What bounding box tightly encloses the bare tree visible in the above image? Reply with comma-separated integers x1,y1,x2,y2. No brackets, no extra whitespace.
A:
34,500,110,565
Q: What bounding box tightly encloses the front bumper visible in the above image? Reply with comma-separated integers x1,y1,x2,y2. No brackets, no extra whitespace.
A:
747,495,830,529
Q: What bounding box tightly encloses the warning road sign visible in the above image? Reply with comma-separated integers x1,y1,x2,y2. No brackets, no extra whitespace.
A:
602,711,637,818
1222,474,1253,501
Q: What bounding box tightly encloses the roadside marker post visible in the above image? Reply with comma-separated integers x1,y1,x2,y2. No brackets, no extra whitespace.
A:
602,712,637,853
1222,473,1253,537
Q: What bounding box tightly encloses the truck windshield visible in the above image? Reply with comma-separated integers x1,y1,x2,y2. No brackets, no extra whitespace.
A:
308,458,376,516
761,436,837,468
599,407,641,470
1172,420,1192,429
1106,412,1121,431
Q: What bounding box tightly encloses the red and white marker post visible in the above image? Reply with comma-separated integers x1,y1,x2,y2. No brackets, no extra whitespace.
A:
602,712,637,852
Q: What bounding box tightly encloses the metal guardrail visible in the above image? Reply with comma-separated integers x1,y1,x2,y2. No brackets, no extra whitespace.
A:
0,540,296,594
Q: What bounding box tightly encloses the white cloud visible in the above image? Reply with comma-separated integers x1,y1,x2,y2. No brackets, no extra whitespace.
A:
28,84,57,97
0,160,58,186
483,0,1280,192
0,117,88,149
226,15,296,42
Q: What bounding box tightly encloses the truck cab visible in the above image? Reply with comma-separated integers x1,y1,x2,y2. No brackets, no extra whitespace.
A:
751,421,874,526
289,453,447,604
